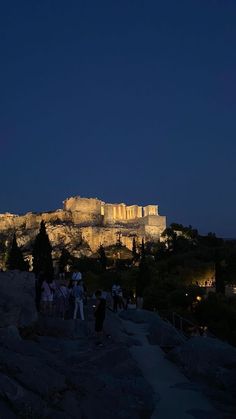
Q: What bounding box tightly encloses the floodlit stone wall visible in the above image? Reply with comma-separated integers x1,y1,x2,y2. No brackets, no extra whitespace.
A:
126,205,142,220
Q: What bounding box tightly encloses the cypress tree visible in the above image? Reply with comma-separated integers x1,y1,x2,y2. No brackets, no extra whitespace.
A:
32,221,54,278
6,233,28,271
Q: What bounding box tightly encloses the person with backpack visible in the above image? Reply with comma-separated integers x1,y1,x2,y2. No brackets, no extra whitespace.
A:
71,279,85,320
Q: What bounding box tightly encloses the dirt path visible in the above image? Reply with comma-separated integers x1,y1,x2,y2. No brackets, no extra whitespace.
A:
120,318,219,419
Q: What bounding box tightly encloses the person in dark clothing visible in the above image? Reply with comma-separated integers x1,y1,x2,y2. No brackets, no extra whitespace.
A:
111,283,119,312
94,290,106,344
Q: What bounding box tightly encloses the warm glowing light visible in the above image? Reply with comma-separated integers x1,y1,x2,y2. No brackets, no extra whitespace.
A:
196,295,202,301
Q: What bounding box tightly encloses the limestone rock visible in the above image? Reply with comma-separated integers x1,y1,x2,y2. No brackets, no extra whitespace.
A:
167,337,236,392
119,309,185,347
36,316,89,339
0,271,37,329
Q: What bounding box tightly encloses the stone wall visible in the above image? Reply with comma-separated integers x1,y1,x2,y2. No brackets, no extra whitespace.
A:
81,225,145,252
63,197,103,224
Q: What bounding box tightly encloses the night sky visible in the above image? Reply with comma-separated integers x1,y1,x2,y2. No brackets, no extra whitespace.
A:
1,1,236,237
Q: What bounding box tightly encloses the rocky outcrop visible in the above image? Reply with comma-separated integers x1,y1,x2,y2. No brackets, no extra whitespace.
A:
0,296,154,418
167,336,236,384
0,271,37,329
167,337,236,417
119,309,186,347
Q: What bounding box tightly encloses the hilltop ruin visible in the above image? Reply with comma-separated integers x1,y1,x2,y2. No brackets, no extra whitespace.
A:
0,196,166,266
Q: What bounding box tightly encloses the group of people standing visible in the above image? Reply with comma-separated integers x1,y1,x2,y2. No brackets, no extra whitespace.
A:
35,271,108,342
36,270,86,320
111,283,133,312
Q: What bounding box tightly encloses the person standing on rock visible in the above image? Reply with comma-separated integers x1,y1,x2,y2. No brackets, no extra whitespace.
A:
112,283,119,312
54,280,69,319
41,278,56,316
71,279,85,320
117,285,124,310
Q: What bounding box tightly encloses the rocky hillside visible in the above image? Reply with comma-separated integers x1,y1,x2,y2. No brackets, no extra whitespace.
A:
0,271,154,418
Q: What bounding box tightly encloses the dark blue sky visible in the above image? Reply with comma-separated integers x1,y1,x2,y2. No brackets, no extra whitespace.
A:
1,1,236,237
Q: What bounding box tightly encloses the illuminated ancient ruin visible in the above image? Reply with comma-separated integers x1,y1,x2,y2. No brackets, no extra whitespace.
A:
0,196,166,262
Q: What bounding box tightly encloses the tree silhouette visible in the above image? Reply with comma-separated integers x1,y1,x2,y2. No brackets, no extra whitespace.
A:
98,244,107,270
140,238,146,259
6,233,28,271
215,250,226,295
32,221,54,278
136,255,150,299
132,237,138,261
58,248,71,273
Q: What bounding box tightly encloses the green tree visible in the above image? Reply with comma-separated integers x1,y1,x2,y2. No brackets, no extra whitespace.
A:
32,221,54,278
6,233,28,271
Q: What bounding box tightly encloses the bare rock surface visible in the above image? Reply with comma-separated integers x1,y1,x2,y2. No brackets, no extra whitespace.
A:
119,309,236,418
0,274,154,418
167,336,236,417
119,315,219,419
0,271,37,328
0,309,154,418
0,272,234,419
119,309,185,347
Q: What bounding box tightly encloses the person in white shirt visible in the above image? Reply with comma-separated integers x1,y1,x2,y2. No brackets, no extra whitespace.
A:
41,278,56,315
